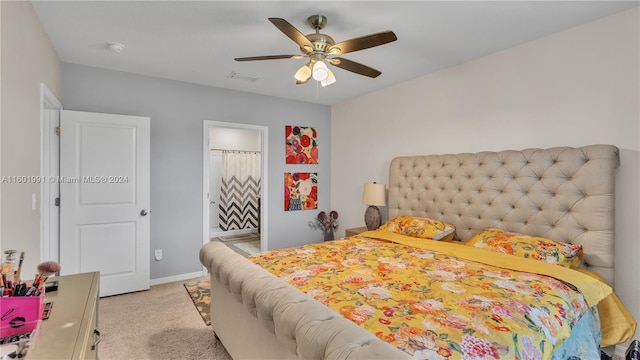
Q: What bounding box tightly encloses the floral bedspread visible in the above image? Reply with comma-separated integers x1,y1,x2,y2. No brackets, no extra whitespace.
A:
250,236,602,360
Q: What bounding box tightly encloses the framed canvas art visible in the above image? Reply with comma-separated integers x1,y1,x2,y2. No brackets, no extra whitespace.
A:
284,172,318,211
285,126,318,164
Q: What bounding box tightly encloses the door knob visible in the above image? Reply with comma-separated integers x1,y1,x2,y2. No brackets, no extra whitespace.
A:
140,209,149,216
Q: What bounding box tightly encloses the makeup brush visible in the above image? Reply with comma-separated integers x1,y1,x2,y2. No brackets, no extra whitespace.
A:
26,261,61,296
14,251,25,285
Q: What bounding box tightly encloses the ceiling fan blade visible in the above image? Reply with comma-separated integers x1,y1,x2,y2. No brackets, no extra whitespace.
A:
329,31,397,55
331,57,381,78
268,18,314,49
235,55,300,61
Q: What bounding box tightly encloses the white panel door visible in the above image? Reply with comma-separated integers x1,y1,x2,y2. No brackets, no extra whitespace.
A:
60,110,150,297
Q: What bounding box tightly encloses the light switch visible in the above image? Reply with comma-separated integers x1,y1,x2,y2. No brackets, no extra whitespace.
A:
32,193,37,211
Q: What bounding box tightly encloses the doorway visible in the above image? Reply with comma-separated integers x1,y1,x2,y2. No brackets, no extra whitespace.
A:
40,83,62,264
202,121,268,252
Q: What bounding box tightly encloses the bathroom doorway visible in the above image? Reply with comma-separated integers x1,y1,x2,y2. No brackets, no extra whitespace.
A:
202,121,268,252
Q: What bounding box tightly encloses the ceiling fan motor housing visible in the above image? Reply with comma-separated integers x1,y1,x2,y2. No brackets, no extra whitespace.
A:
303,33,335,54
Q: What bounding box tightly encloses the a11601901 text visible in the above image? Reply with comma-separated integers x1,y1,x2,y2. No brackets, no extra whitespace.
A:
1,176,129,184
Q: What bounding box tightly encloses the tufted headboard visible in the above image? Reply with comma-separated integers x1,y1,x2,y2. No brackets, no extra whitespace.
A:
388,145,620,285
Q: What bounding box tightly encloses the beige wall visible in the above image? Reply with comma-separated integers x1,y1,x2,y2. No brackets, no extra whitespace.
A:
332,6,639,346
0,2,61,275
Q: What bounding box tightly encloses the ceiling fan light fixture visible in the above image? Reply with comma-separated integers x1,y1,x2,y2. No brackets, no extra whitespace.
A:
312,60,329,81
321,69,336,87
294,64,312,82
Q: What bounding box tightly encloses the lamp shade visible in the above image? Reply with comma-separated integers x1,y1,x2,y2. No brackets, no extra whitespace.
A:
362,183,386,206
294,64,312,82
320,69,336,87
312,60,329,81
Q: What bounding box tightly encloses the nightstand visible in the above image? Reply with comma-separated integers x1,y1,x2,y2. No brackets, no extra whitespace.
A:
345,226,368,237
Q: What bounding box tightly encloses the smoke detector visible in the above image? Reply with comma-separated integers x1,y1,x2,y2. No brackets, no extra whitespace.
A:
106,42,125,53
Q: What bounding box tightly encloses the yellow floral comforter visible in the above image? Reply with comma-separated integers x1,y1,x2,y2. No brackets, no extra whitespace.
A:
250,232,611,359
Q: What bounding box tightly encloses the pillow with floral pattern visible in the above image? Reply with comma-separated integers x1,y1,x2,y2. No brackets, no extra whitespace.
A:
378,215,456,241
466,228,583,268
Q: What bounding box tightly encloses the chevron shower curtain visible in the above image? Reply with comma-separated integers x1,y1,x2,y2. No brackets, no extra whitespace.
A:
218,151,261,231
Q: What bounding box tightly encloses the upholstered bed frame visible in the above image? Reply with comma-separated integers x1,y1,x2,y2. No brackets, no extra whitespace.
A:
200,144,620,359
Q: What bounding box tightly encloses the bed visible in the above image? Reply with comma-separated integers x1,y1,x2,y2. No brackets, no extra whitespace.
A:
200,144,634,359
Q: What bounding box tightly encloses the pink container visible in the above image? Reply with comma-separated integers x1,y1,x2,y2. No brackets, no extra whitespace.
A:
0,295,44,339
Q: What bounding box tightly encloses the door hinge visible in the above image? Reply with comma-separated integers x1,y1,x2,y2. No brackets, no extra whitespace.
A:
55,197,60,207
55,127,61,136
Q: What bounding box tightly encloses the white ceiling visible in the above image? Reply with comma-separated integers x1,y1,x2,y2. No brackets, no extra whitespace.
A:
31,1,638,105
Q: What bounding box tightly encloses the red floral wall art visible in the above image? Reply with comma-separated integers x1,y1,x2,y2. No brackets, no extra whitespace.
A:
285,126,318,164
284,172,318,211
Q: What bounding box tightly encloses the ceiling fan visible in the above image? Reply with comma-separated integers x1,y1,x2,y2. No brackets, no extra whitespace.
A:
234,15,397,86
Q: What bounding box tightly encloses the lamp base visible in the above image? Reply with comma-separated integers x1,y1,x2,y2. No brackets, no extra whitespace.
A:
364,205,381,231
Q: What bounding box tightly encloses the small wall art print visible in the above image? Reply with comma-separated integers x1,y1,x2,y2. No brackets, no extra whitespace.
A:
285,126,318,164
284,172,318,211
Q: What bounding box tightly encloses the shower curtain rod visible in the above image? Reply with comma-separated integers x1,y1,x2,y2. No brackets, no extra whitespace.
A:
210,149,261,153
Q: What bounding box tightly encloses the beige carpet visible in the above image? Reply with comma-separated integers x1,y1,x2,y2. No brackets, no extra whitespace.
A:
99,280,231,360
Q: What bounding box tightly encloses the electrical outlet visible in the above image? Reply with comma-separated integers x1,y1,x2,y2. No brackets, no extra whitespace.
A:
154,249,163,261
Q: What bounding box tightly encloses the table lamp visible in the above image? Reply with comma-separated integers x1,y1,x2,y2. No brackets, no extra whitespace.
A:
362,182,386,230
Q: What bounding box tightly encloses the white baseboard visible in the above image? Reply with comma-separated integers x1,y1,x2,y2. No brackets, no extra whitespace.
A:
150,270,206,286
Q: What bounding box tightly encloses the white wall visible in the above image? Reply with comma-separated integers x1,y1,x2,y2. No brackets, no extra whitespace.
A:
62,63,331,280
332,6,639,344
210,127,261,152
0,2,61,276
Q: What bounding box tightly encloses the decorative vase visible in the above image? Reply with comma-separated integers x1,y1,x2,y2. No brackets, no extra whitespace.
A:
323,228,334,241
627,340,640,360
